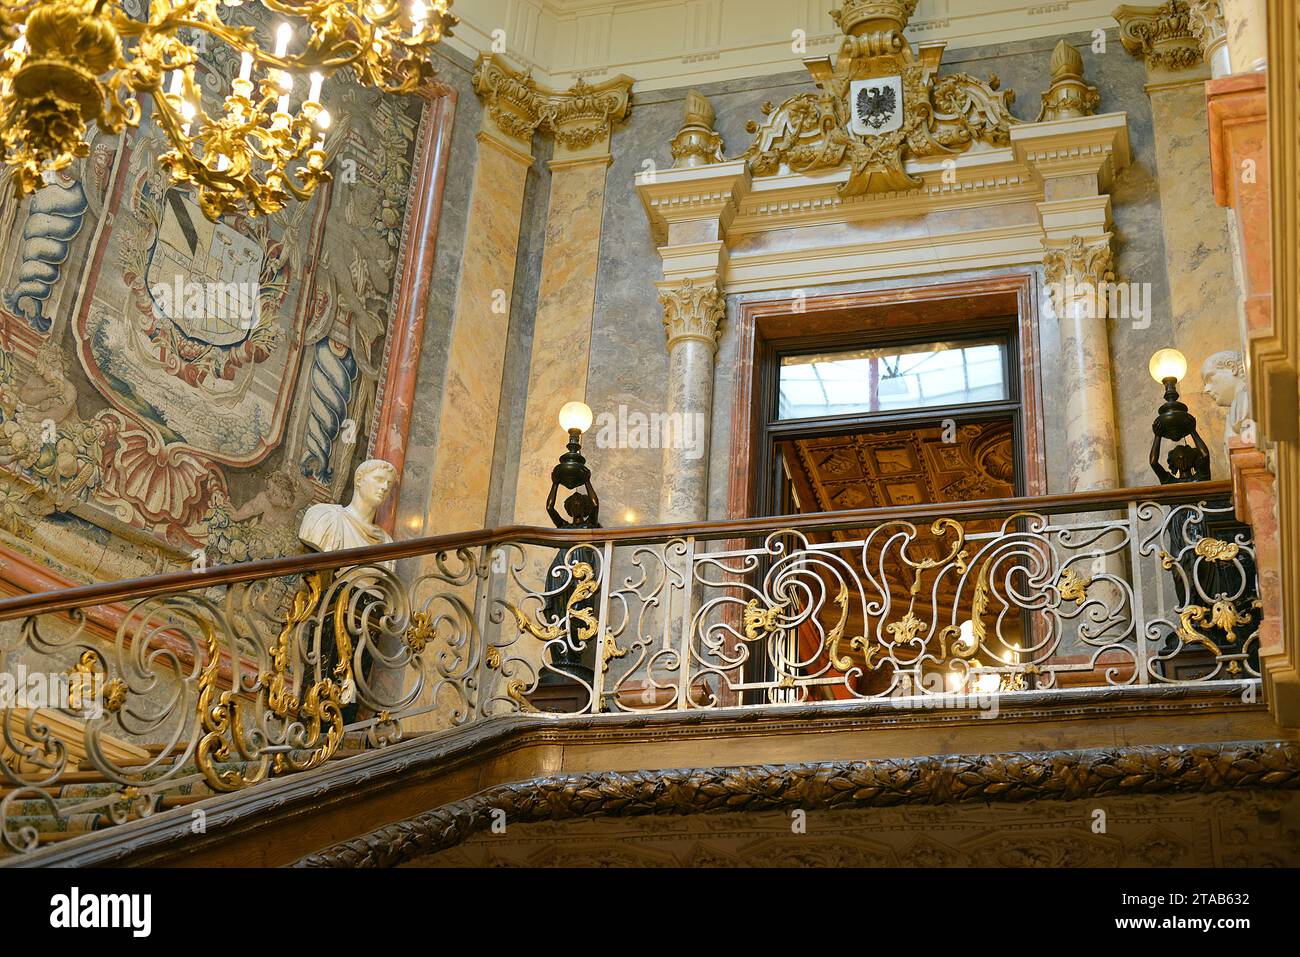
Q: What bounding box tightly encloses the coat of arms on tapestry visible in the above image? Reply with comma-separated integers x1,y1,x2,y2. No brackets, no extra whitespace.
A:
0,6,436,583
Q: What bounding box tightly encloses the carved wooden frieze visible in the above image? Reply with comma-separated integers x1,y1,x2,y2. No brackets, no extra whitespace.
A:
295,740,1300,867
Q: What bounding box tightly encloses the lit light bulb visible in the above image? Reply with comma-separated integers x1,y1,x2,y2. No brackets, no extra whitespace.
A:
315,109,332,129
1149,348,1187,384
622,510,638,524
307,72,323,103
558,401,594,434
275,22,292,57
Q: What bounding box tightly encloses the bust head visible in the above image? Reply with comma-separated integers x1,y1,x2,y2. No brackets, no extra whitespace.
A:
350,459,398,517
1200,351,1244,409
564,489,596,525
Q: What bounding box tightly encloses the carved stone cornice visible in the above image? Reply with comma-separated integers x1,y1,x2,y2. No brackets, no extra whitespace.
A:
741,0,1015,197
294,740,1300,867
1037,40,1101,122
1042,235,1116,289
1113,1,1204,72
659,278,725,353
472,54,633,161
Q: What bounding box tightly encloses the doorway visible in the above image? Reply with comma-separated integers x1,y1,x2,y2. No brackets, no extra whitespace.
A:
722,278,1048,704
761,332,1024,516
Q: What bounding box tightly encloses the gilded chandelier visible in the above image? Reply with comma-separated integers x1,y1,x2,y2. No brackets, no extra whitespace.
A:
0,0,456,220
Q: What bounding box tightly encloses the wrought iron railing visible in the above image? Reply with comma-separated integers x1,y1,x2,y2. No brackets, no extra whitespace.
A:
0,480,1260,854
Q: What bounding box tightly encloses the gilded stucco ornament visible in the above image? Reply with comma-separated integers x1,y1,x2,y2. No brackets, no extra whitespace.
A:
1113,1,1204,71
472,54,632,154
659,278,726,352
1042,235,1116,289
741,0,1016,197
1037,41,1101,121
670,90,725,168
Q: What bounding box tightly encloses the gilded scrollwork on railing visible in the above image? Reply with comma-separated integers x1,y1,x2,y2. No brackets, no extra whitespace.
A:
1142,503,1261,681
485,546,607,715
0,489,1264,855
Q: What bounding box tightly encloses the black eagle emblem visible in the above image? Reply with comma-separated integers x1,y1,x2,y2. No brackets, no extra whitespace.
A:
856,84,897,130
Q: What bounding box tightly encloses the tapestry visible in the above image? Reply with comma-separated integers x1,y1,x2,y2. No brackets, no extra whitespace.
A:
0,17,432,584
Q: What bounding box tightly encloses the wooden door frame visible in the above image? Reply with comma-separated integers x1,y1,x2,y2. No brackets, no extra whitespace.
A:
727,272,1048,520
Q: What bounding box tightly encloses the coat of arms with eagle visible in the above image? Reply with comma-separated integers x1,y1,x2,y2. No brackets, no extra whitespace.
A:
848,77,904,136
856,84,897,130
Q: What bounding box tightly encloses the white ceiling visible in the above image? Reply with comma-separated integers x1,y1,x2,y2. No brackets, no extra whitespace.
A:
446,0,1128,91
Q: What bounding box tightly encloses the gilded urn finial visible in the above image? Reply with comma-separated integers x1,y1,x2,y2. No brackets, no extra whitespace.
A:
670,89,725,168
1037,40,1101,120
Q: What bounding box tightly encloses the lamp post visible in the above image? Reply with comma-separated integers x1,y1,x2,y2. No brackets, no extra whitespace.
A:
547,401,599,530
1144,351,1260,679
533,401,601,712
1148,349,1211,485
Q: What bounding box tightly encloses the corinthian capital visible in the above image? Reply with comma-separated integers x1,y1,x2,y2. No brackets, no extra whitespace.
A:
472,54,633,162
659,278,725,353
472,55,548,149
1186,0,1229,68
1042,236,1116,288
1113,1,1204,72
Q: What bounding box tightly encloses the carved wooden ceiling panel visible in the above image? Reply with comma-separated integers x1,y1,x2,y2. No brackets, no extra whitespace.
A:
775,419,1020,693
781,418,1015,515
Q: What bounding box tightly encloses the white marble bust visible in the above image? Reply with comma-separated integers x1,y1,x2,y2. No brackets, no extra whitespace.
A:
298,459,398,705
299,459,398,555
1201,350,1253,447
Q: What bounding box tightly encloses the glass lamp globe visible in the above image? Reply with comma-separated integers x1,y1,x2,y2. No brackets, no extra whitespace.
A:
558,401,594,434
1148,349,1187,384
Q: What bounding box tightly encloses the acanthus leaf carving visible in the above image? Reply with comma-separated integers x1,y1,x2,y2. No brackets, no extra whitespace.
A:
659,278,725,352
1113,1,1205,71
1042,236,1116,289
472,55,632,153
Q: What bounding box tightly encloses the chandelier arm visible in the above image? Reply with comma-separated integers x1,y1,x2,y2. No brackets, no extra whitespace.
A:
1,0,453,218
171,19,367,74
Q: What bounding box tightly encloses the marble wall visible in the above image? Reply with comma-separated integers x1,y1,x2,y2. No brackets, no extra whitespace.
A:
404,29,1240,532
391,45,485,534
572,28,1216,525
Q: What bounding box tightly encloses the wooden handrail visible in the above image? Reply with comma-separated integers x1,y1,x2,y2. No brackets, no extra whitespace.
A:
0,480,1234,621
